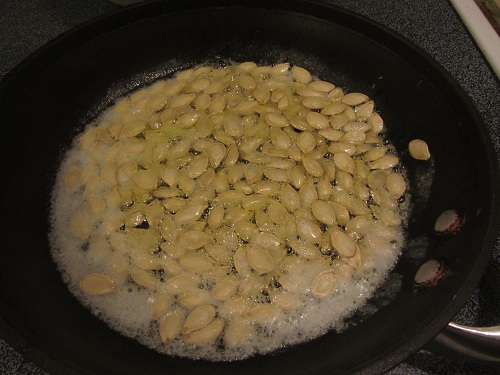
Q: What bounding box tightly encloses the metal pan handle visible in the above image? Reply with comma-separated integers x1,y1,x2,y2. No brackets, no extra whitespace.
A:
425,322,500,365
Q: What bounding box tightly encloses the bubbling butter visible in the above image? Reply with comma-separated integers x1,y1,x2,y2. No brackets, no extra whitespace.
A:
50,62,408,361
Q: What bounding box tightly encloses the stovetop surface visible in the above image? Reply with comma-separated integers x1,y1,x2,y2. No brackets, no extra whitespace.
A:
0,0,499,374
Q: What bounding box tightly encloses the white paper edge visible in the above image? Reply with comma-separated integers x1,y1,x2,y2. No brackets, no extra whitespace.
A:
450,0,500,78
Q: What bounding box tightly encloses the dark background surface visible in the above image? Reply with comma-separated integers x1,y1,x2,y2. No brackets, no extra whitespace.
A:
0,0,499,374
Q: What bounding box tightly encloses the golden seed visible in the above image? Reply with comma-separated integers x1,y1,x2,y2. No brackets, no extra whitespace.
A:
342,92,369,106
183,304,216,335
80,273,116,295
59,63,408,353
409,139,431,160
159,309,183,342
311,270,336,298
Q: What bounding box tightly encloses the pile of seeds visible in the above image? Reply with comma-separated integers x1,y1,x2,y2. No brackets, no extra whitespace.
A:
52,62,407,359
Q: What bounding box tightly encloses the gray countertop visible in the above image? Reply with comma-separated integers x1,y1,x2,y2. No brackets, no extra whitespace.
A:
0,0,499,374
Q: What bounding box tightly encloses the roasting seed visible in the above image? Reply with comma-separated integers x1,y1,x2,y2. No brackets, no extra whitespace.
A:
80,273,116,295
59,63,407,356
311,270,336,298
183,304,216,335
409,139,431,160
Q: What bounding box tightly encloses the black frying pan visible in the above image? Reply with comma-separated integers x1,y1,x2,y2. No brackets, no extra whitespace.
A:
0,1,499,374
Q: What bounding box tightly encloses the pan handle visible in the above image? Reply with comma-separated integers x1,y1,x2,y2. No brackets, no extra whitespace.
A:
425,322,500,365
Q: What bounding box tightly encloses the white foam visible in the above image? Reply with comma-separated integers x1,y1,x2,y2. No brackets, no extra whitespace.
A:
51,157,404,360
49,66,408,362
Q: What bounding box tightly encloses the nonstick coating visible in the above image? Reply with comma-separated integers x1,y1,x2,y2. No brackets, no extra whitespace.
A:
0,1,498,374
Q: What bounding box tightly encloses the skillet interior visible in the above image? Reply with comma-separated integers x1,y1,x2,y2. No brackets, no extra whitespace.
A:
0,1,498,374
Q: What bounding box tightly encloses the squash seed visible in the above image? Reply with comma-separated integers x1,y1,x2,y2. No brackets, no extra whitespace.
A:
159,309,183,342
292,66,312,84
224,317,254,348
184,318,225,344
183,304,216,334
150,293,173,319
342,92,368,106
56,63,408,356
247,245,274,274
409,139,431,160
311,270,337,298
330,229,356,257
80,273,116,295
311,199,337,225
386,172,407,198
179,290,211,310
265,112,289,127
